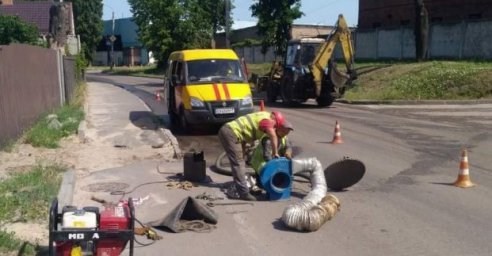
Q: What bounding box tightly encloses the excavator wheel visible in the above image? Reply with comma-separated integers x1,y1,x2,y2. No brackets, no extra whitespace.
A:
280,71,297,106
266,80,278,103
316,96,334,107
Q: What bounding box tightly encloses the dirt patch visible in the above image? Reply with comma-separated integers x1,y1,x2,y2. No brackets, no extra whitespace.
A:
0,128,177,247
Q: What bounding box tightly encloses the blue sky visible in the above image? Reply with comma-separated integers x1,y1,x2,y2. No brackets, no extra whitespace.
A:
103,0,359,28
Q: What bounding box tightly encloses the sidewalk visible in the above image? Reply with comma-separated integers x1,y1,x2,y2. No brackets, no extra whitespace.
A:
59,81,180,207
58,81,243,255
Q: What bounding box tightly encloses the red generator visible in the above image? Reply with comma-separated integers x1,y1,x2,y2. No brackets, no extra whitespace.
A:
48,198,135,256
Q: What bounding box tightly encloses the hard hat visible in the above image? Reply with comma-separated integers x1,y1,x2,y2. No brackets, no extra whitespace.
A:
271,111,285,128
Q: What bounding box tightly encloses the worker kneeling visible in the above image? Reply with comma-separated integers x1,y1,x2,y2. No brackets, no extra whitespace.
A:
250,120,293,174
218,111,292,201
250,122,294,200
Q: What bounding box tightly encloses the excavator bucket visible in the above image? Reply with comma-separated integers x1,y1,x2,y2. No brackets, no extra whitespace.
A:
323,60,356,97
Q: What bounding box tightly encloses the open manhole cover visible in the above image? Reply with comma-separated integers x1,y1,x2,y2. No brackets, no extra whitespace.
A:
81,182,129,193
324,158,365,191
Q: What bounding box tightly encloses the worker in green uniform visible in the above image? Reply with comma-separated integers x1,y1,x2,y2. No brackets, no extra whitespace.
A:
250,121,294,175
218,111,290,201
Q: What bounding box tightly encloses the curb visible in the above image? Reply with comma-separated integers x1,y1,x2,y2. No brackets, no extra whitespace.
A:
336,99,492,105
57,169,76,211
77,101,90,143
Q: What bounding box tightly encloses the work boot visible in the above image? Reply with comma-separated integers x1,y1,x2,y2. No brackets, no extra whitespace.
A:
239,192,257,201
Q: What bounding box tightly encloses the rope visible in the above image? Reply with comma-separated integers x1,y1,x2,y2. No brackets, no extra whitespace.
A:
178,220,216,233
195,192,224,201
166,180,194,190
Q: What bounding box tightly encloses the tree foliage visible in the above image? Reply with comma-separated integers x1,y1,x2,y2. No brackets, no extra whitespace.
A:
66,0,103,63
251,0,303,56
0,15,40,45
129,0,231,67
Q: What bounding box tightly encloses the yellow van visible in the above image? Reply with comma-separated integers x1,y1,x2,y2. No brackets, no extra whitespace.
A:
164,49,254,131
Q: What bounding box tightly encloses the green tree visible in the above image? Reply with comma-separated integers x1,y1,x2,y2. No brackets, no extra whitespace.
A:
201,0,233,47
0,15,40,45
250,0,303,56
129,0,231,67
66,0,103,64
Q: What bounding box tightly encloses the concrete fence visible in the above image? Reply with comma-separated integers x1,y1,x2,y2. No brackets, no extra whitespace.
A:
234,44,345,64
234,20,492,64
356,20,492,60
0,44,76,146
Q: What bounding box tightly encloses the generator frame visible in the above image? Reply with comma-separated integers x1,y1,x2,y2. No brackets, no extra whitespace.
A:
48,197,135,256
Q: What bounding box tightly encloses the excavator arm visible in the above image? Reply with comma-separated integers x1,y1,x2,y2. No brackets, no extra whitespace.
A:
310,14,356,96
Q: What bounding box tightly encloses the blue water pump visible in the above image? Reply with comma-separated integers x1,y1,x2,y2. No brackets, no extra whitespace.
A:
259,158,292,201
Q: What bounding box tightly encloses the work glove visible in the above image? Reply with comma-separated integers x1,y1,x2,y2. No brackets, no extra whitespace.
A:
284,152,292,159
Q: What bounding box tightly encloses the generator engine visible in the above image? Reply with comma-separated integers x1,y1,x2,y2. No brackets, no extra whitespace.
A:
48,198,135,256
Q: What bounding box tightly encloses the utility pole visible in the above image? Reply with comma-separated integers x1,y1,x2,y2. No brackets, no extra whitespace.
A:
110,11,115,70
225,0,230,48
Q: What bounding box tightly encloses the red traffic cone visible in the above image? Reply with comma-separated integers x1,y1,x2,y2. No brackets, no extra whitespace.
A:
155,90,161,101
453,149,475,188
259,100,265,111
331,121,344,144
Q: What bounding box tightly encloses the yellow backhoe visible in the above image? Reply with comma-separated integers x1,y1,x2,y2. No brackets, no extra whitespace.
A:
260,14,357,107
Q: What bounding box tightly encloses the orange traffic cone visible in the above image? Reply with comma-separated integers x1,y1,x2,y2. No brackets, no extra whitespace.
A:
331,121,344,144
453,149,475,188
259,100,265,111
155,90,161,101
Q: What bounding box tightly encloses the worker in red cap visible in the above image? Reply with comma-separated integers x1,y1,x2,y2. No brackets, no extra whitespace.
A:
218,111,289,201
250,120,294,176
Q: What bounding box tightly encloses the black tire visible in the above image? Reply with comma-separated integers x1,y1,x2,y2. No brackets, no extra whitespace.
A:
316,96,334,107
280,71,297,106
179,107,190,133
214,151,233,176
168,89,179,127
266,81,278,103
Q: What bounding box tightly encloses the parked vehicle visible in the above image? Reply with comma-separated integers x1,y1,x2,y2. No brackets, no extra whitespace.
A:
164,49,254,132
257,14,357,107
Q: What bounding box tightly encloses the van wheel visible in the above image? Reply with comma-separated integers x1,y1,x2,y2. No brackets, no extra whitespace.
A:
179,107,190,133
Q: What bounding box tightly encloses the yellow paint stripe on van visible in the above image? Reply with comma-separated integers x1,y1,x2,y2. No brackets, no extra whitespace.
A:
186,83,251,102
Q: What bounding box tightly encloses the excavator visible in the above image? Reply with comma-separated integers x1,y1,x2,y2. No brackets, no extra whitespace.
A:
259,14,357,107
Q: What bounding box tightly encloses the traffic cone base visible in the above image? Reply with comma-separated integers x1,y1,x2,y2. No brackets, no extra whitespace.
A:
453,175,475,188
331,121,344,144
453,149,475,188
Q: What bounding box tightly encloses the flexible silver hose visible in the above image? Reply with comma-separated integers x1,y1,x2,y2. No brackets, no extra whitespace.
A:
282,157,340,231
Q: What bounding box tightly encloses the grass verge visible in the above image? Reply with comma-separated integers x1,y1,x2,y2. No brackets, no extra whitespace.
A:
0,164,65,255
24,82,86,148
248,61,492,100
346,61,492,100
0,232,36,255
0,164,64,222
24,104,84,148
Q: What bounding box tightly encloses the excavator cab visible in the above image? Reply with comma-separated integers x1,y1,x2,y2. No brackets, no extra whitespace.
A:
262,14,356,107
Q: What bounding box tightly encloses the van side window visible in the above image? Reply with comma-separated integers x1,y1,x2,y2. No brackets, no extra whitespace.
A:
176,62,185,83
171,61,184,85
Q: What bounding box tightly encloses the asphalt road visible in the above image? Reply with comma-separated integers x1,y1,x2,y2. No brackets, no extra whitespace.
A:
88,73,492,256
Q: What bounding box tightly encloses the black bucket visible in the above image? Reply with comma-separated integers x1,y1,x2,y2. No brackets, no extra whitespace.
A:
183,151,206,182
